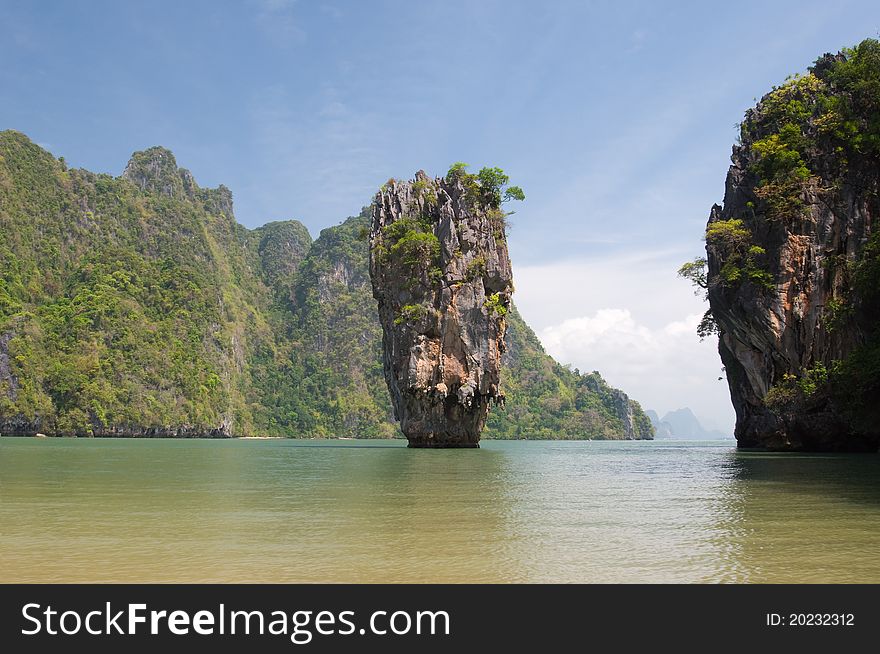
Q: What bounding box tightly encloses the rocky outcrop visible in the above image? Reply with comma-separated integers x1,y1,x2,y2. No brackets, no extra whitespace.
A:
0,330,17,401
369,171,513,447
582,374,653,440
645,411,674,439
609,389,640,440
706,43,880,451
123,146,237,220
646,408,729,439
122,146,190,198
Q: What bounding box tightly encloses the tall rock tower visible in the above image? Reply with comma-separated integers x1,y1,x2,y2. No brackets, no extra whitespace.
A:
369,168,516,447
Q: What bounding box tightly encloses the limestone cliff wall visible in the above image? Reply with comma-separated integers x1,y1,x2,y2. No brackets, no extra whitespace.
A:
706,47,879,451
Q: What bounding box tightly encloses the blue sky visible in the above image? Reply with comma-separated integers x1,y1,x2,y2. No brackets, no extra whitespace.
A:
2,0,878,430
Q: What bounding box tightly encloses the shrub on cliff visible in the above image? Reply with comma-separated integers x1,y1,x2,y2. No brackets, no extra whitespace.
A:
446,162,524,209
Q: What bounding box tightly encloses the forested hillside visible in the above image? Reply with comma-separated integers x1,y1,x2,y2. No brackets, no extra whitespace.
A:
0,131,652,439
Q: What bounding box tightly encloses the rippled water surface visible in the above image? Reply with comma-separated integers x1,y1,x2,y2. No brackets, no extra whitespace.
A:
2,438,879,582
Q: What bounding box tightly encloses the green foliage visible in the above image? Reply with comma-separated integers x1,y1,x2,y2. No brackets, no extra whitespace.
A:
758,73,822,125
411,179,429,195
445,162,525,209
751,123,811,184
823,228,880,430
822,39,880,156
254,220,313,306
487,208,510,244
394,303,427,325
376,217,442,284
851,229,880,302
445,163,469,183
705,219,750,250
485,306,653,440
392,229,440,268
828,334,880,432
677,257,708,299
0,131,275,435
484,292,507,317
695,309,719,340
753,179,806,222
823,296,853,330
742,39,880,433
264,209,396,438
739,39,880,223
705,219,774,290
676,258,719,339
410,179,437,206
504,185,525,202
475,167,508,196
465,256,486,281
763,376,800,411
442,164,523,249
764,363,829,411
475,167,525,205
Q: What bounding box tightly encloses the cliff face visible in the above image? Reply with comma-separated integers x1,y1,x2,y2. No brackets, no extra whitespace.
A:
706,42,880,451
369,171,513,447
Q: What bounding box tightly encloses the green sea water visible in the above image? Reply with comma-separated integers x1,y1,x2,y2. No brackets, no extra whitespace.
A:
1,438,878,583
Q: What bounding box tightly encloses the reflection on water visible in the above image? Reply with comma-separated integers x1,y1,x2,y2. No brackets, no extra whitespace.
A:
719,451,880,582
0,438,878,583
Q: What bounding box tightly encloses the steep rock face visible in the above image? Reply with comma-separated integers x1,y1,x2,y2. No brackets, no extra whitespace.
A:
254,220,313,304
706,44,880,451
122,146,189,198
645,410,674,439
581,372,653,440
369,171,512,447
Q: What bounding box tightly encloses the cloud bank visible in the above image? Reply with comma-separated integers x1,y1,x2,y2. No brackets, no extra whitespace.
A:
512,249,734,432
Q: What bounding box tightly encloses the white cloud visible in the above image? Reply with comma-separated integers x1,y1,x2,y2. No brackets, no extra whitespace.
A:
538,309,732,433
513,249,735,432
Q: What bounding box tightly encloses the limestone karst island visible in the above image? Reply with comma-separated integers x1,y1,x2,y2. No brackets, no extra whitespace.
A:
370,168,516,447
2,2,880,591
0,137,651,443
1,41,880,452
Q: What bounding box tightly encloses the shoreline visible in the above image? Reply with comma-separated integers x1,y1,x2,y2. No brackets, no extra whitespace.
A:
0,433,724,444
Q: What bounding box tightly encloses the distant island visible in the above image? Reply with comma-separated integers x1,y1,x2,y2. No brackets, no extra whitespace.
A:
645,408,732,440
0,132,652,440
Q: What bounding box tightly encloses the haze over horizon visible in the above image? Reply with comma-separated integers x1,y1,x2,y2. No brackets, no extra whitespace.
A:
3,0,878,431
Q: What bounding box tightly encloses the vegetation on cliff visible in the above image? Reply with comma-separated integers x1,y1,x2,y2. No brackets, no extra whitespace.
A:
741,39,880,433
369,168,518,446
0,131,652,439
683,38,880,449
